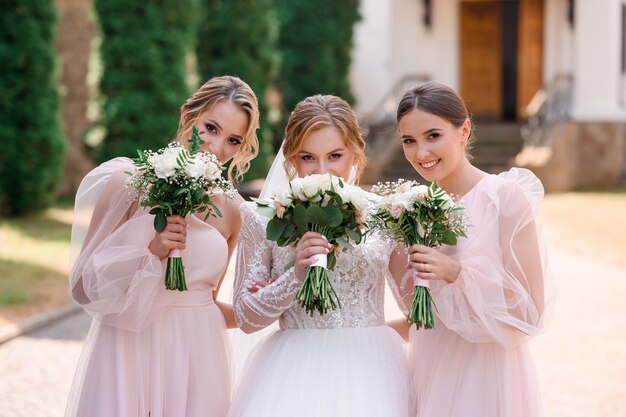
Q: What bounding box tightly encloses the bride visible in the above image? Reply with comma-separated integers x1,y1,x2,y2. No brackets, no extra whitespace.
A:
227,94,410,417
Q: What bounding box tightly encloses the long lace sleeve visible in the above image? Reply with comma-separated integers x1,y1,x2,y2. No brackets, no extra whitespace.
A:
433,169,553,349
233,203,301,333
70,159,165,332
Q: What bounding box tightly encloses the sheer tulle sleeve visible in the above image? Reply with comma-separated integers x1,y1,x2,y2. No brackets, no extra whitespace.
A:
433,168,554,349
233,203,301,333
69,158,165,332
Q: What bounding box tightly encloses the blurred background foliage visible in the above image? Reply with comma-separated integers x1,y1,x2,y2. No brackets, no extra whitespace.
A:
0,0,361,216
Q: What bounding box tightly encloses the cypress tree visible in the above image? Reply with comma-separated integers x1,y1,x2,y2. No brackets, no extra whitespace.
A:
196,0,278,180
0,0,66,215
93,0,197,162
276,0,360,121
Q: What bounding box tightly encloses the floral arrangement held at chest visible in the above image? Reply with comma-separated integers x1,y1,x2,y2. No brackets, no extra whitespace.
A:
370,180,467,329
254,174,367,316
125,127,235,291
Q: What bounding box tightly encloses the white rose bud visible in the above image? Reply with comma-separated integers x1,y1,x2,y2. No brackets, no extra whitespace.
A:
290,178,306,201
274,189,294,207
301,176,322,199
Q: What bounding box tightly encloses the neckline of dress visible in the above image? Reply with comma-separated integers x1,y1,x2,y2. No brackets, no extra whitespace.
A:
189,214,229,247
459,174,492,200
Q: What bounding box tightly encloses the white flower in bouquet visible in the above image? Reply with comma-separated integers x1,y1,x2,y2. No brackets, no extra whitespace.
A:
301,175,326,201
290,178,306,201
274,188,294,207
150,147,183,179
184,156,206,179
203,159,222,181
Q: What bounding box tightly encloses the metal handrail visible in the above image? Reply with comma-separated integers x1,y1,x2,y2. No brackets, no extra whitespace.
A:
521,73,573,146
360,74,431,127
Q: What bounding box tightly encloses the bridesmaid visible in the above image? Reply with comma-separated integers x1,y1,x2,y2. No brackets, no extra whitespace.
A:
394,82,553,417
65,75,260,417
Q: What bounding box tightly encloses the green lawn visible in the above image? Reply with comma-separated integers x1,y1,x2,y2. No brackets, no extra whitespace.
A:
0,191,624,326
0,204,73,325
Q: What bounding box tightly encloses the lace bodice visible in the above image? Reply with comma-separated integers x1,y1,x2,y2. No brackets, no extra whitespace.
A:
233,196,403,331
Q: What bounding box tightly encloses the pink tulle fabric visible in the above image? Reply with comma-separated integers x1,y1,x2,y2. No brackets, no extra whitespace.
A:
407,168,555,417
65,158,232,417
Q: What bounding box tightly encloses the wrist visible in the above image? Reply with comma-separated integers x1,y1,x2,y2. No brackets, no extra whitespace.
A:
445,260,462,284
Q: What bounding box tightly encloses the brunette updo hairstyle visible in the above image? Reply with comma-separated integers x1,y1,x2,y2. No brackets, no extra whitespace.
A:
396,82,475,158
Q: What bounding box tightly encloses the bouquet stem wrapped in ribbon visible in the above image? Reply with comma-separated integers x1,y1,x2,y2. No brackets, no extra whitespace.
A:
370,180,467,329
125,127,235,291
254,174,367,316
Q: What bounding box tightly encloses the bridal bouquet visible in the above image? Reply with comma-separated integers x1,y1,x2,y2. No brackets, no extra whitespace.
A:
254,174,367,316
370,180,467,329
125,127,235,291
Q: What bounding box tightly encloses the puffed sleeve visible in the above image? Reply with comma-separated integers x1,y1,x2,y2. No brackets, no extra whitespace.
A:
433,168,554,349
232,202,302,333
70,158,165,332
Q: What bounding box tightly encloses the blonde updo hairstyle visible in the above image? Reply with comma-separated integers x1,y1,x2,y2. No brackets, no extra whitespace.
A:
175,75,260,183
282,94,366,181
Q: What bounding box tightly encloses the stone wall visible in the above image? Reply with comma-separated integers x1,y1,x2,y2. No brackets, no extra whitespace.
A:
515,122,626,192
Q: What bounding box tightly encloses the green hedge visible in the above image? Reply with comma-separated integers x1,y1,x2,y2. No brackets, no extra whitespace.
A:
0,0,66,215
196,0,278,180
93,0,196,162
276,0,360,121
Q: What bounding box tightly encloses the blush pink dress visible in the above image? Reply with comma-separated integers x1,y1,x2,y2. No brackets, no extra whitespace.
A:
403,168,555,417
65,158,232,417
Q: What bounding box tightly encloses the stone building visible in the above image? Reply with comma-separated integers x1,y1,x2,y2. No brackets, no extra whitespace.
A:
351,0,626,191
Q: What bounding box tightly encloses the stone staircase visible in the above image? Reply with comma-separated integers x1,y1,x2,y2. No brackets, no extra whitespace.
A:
362,120,523,184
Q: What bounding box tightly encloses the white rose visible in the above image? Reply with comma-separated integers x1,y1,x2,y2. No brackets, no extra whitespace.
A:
204,161,222,181
301,175,322,199
413,185,429,195
346,186,366,211
150,148,180,179
185,156,206,179
332,179,350,202
290,178,307,201
391,192,413,211
274,188,294,207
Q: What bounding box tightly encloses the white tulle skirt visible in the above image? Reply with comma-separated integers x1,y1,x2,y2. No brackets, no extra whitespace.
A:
227,325,409,417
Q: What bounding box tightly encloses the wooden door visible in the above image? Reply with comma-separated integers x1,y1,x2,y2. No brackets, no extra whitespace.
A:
517,0,544,116
460,1,503,120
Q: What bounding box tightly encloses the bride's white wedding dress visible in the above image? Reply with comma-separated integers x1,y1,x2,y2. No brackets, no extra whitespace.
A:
226,197,409,417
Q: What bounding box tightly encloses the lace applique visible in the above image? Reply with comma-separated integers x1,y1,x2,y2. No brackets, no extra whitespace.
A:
233,196,405,330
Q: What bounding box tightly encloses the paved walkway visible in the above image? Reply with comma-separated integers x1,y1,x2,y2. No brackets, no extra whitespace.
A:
0,244,624,417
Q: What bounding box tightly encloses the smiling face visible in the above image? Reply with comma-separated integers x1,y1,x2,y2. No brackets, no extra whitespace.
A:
398,108,471,184
185,100,248,164
293,126,356,180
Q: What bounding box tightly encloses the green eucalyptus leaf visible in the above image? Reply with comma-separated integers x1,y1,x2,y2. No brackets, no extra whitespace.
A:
293,204,307,228
336,236,354,250
256,205,276,218
323,205,343,227
267,217,287,241
154,211,167,232
305,205,329,226
346,228,362,244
